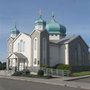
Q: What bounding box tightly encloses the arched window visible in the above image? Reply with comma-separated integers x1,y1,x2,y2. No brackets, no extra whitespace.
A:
18,40,25,52
33,37,38,66
42,38,47,64
35,38,37,50
33,37,38,51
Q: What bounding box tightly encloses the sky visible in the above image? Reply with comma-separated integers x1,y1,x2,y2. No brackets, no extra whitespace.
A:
0,0,90,62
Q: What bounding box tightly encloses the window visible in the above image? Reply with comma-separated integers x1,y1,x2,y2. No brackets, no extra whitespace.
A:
33,37,38,66
18,40,25,52
23,41,25,52
42,38,47,64
38,61,40,65
35,39,37,50
33,37,38,51
34,58,37,64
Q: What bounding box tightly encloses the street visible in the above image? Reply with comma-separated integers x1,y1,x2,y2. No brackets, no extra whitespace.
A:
71,77,90,83
0,78,87,90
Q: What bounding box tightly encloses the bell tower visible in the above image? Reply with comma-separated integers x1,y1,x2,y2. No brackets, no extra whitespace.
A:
10,24,20,39
31,12,49,68
34,10,46,31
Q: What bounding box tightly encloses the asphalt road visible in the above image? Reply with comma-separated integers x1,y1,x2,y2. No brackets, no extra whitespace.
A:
72,77,90,83
0,78,87,90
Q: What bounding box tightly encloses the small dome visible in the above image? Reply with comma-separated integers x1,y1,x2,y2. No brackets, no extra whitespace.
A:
60,25,66,35
34,16,46,25
46,16,66,36
10,25,20,38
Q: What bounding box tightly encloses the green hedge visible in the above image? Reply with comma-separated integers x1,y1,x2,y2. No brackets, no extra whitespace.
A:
54,64,90,72
55,64,71,70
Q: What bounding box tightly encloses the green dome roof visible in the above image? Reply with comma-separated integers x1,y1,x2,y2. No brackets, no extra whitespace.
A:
10,25,20,36
35,16,46,25
46,17,66,35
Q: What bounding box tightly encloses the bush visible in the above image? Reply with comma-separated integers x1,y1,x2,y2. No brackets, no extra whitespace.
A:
38,70,44,76
12,69,30,76
40,64,49,68
0,62,6,70
56,64,71,70
12,71,23,76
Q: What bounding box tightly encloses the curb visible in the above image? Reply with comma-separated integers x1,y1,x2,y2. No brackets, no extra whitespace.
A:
64,75,90,81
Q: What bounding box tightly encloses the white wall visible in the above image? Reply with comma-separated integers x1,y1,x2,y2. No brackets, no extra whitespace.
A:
65,44,69,65
13,33,31,67
33,37,38,66
49,35,60,40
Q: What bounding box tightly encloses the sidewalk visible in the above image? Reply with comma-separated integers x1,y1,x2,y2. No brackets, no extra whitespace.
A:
0,75,90,90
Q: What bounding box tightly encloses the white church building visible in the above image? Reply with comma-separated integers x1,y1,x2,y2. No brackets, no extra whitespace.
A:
7,14,89,71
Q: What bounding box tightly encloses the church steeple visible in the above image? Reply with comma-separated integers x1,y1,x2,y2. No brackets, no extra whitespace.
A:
51,12,56,22
34,10,46,31
10,24,20,39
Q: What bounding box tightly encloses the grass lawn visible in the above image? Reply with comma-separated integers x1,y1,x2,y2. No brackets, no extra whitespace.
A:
71,71,90,77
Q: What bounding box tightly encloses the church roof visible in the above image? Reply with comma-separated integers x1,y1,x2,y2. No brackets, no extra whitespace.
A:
13,52,27,59
50,35,89,47
50,35,78,44
8,52,27,59
12,33,31,43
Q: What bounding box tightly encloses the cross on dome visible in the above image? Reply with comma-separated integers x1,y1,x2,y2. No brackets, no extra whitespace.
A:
39,9,42,18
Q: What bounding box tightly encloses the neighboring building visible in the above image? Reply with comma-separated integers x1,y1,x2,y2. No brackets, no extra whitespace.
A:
7,14,89,71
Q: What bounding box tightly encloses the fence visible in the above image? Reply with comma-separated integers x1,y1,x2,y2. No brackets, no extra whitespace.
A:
28,67,70,77
41,67,70,77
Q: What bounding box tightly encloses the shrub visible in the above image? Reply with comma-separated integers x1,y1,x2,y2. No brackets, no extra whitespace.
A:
40,64,49,68
21,69,30,76
38,70,44,76
56,64,71,70
12,71,23,76
12,69,30,76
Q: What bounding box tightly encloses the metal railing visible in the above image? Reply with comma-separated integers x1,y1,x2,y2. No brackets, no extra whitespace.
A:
28,67,70,77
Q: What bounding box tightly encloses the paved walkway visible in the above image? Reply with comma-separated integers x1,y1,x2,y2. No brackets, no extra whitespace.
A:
0,76,90,90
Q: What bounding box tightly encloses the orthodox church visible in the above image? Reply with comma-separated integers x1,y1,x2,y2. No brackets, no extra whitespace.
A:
7,14,89,71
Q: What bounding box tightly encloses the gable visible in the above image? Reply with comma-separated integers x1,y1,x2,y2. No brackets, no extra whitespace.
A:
13,33,31,43
69,36,89,48
30,30,40,39
8,53,17,59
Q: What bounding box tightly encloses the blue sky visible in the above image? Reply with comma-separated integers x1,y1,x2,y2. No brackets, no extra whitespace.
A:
0,0,90,61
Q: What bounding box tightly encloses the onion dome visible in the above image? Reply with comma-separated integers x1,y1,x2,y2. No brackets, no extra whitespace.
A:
34,11,46,26
46,14,66,36
10,25,20,38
